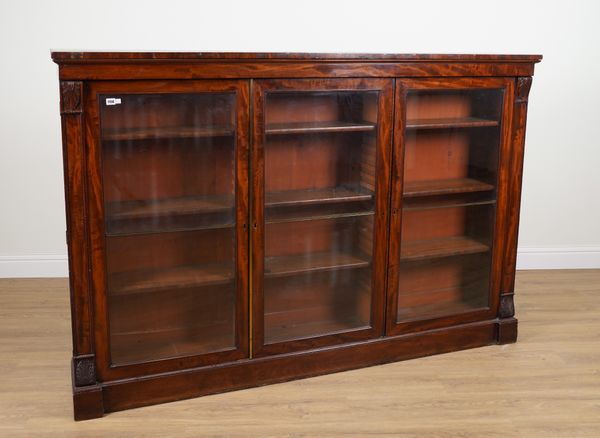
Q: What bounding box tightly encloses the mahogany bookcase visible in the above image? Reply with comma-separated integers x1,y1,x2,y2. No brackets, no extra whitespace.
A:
51,52,541,420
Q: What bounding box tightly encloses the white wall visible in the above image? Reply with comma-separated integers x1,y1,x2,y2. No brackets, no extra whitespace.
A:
0,0,599,277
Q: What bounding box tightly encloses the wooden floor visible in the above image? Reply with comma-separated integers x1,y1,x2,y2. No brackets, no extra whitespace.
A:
1,270,599,437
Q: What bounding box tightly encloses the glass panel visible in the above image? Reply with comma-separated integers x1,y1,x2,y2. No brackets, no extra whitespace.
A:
100,92,237,365
398,88,503,322
263,90,378,344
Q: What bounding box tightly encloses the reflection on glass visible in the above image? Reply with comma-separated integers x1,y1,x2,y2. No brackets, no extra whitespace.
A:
263,91,378,343
398,88,503,322
100,92,237,364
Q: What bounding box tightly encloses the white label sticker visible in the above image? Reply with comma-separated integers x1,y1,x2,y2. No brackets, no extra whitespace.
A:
105,98,122,106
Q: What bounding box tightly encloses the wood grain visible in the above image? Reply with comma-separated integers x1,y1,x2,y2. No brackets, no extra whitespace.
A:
59,81,93,359
502,77,533,295
51,53,542,82
109,263,234,296
1,271,598,436
265,187,372,207
52,54,540,420
400,236,490,261
403,178,495,197
106,195,234,220
405,116,498,129
386,77,513,338
251,78,392,358
110,323,235,365
56,62,537,81
265,120,375,135
84,80,250,383
102,125,234,141
51,52,543,62
264,251,370,277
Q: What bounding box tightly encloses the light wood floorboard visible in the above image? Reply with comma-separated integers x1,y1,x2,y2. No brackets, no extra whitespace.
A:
0,270,599,437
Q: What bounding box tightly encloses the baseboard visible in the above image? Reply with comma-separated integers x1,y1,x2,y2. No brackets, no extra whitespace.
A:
517,246,600,270
0,247,598,278
0,255,68,278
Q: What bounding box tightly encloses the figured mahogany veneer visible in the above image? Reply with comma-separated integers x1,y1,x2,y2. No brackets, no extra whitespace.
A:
53,52,540,420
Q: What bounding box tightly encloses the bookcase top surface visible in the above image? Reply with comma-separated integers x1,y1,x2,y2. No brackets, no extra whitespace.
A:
51,51,542,63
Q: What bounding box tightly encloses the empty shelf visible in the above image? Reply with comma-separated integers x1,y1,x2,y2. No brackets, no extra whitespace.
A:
265,317,368,344
401,236,489,262
266,187,373,207
103,125,234,141
107,195,233,221
403,178,495,197
265,251,370,278
397,299,486,322
406,117,498,130
266,120,376,135
110,323,235,364
109,264,234,296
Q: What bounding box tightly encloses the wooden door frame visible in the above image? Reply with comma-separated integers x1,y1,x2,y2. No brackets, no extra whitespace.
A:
85,80,250,381
251,78,394,357
386,77,515,336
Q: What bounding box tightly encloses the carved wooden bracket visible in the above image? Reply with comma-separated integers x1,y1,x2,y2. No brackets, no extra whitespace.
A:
499,293,515,318
73,354,96,386
516,77,532,104
60,81,83,114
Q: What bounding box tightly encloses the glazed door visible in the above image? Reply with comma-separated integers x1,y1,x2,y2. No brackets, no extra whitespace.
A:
386,77,514,335
251,79,393,356
87,81,249,380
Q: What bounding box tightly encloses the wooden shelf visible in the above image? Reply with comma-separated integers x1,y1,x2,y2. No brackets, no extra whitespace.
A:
405,117,498,130
111,323,235,365
107,195,233,221
265,251,370,278
403,178,495,198
109,264,234,296
266,187,373,208
401,236,489,262
102,125,234,141
106,222,234,237
265,317,368,344
266,210,374,225
105,195,235,236
397,299,486,322
402,199,496,212
265,120,375,135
